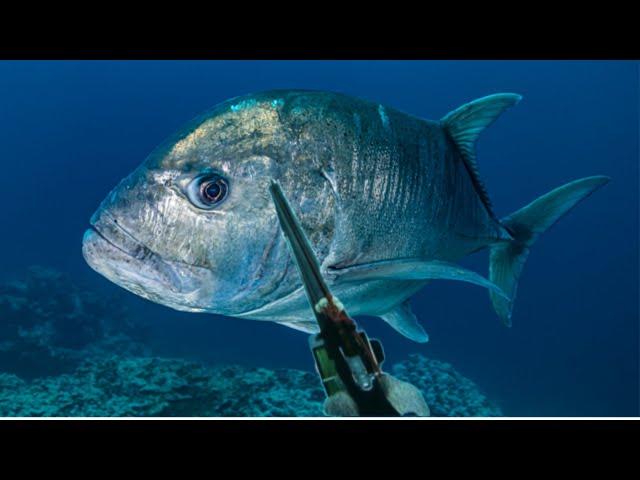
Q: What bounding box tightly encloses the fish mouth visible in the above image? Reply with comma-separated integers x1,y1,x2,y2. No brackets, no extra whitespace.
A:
88,224,153,262
89,212,158,264
82,212,190,298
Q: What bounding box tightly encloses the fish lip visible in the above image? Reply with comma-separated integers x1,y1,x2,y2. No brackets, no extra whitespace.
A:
89,211,154,261
88,211,202,272
85,212,186,293
88,224,140,260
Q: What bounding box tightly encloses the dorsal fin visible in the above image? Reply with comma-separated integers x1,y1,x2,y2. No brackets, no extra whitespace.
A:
440,93,522,219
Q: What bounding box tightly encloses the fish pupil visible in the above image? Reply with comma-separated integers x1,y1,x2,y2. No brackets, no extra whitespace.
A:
201,177,227,204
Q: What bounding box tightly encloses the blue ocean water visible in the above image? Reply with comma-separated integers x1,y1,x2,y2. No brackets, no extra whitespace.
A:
0,60,637,416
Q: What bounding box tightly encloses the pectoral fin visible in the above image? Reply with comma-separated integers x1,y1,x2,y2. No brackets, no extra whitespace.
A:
329,258,509,300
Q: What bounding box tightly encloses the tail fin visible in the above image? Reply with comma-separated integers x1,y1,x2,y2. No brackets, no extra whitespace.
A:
489,176,610,326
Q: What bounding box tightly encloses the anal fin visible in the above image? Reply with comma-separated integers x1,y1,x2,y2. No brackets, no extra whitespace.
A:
380,300,428,343
277,320,318,334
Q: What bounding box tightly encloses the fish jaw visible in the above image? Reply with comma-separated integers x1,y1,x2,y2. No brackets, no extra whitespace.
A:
81,212,216,313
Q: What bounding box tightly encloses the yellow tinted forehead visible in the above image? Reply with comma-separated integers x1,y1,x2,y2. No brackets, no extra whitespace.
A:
153,97,286,170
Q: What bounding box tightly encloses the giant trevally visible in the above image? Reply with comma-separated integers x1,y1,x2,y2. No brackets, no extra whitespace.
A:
82,90,609,342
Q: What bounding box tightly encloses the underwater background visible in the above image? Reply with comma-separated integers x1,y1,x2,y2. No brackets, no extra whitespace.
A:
0,60,637,416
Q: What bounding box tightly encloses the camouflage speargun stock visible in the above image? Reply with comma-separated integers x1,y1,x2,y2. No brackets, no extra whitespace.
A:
269,180,429,417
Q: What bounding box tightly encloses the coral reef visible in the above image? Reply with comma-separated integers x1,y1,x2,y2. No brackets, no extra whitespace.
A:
0,354,501,417
392,355,502,416
0,267,149,378
0,356,324,417
0,266,502,417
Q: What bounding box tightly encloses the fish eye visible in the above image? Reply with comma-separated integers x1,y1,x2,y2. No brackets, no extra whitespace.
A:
187,174,229,209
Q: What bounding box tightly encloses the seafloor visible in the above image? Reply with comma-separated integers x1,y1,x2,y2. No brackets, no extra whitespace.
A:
0,267,503,417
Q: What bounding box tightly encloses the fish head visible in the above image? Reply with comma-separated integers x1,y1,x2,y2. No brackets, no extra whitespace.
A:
83,93,334,316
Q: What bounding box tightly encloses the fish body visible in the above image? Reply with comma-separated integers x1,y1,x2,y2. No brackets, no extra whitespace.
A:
83,90,609,341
